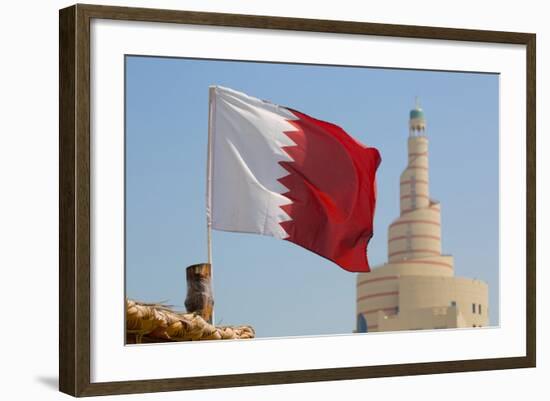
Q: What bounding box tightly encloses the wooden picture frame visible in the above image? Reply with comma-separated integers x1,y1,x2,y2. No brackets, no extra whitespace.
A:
59,3,536,397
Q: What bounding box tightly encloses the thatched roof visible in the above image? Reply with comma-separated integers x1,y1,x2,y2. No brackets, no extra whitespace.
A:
126,299,255,343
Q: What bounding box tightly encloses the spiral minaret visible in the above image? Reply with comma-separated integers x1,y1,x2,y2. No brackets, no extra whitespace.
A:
388,101,448,268
355,101,488,333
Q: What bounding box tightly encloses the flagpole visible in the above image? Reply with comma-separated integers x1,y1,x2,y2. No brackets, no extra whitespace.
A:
206,86,215,323
207,87,214,265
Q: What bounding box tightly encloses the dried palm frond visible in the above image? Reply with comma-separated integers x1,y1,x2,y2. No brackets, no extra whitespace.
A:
126,299,255,343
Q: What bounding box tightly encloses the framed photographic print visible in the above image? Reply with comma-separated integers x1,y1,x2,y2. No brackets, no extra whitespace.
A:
59,3,536,397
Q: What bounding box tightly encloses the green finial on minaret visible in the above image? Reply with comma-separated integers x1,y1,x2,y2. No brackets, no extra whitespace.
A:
409,97,426,136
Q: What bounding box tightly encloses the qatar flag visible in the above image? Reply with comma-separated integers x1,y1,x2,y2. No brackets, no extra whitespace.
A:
207,86,381,272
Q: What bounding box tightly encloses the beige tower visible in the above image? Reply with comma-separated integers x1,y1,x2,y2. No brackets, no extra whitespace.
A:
356,101,489,333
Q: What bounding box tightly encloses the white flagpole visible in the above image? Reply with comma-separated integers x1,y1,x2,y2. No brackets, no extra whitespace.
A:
206,87,214,265
206,86,215,323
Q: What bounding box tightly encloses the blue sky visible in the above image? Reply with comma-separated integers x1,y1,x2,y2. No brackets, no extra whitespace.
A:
125,56,499,337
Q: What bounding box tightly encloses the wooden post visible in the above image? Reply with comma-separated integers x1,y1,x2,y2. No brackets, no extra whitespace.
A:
185,263,214,324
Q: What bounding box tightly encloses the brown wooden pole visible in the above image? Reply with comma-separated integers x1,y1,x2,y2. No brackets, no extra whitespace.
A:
184,263,214,323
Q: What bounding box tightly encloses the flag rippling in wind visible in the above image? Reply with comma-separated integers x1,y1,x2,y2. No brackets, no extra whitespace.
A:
207,86,381,272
